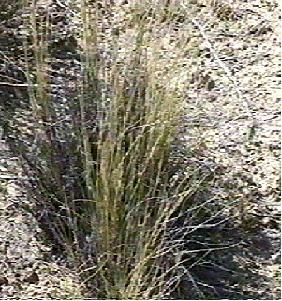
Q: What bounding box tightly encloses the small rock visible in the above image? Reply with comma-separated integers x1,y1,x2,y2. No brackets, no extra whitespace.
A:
0,276,8,286
271,252,281,264
261,216,271,225
24,271,39,284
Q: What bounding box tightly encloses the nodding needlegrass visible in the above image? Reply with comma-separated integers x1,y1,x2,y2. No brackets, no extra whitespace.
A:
19,0,212,298
75,2,195,298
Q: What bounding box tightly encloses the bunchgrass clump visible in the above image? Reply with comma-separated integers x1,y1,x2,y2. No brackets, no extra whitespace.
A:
3,0,216,299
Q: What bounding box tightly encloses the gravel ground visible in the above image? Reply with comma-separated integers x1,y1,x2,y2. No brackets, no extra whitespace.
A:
184,1,281,298
0,139,87,299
